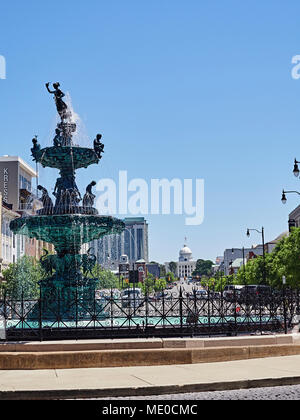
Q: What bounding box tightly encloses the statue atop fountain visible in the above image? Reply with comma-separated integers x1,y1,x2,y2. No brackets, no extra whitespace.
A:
45,82,72,122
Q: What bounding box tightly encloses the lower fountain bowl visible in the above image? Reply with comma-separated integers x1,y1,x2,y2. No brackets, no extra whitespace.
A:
10,214,125,255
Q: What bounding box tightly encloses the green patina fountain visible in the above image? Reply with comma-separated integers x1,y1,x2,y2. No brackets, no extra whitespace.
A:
10,83,125,320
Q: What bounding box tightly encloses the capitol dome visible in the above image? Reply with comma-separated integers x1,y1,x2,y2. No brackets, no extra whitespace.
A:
179,244,193,262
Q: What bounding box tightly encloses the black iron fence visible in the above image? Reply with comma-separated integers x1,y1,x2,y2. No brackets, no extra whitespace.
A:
0,287,300,341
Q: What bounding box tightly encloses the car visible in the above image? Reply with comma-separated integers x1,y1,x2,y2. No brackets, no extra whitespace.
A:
222,285,244,302
238,285,272,305
208,291,221,299
121,288,143,308
155,291,172,300
193,290,208,300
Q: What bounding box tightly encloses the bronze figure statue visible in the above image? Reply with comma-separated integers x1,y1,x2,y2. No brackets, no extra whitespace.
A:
31,136,41,161
83,181,97,209
53,128,63,147
37,185,54,215
45,82,71,121
93,134,104,158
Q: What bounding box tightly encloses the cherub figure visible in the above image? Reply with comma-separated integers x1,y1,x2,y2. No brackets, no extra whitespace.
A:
93,134,105,158
53,128,63,147
83,181,97,208
31,136,41,161
37,185,54,215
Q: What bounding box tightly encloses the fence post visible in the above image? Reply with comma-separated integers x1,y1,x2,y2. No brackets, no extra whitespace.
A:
110,288,114,331
145,287,148,334
207,288,211,337
75,285,78,341
179,287,183,336
1,290,7,341
193,287,197,337
39,283,43,342
283,286,288,335
21,287,24,339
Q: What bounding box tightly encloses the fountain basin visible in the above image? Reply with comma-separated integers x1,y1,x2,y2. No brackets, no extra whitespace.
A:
34,146,100,171
10,214,125,255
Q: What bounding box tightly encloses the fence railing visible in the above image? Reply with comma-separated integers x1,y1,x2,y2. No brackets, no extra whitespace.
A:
0,287,299,341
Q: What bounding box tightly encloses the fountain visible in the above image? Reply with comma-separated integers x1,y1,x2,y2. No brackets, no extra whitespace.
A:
10,83,125,320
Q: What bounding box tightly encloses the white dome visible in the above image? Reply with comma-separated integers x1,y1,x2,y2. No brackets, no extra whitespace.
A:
179,245,193,262
180,246,192,255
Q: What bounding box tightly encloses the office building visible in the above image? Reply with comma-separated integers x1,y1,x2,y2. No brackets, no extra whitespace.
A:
0,155,54,261
91,217,149,268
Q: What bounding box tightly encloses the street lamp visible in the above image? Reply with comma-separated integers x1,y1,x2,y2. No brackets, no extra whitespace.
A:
281,189,300,204
246,227,266,284
293,159,300,178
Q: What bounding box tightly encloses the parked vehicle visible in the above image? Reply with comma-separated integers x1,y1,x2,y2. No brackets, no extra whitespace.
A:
222,285,244,302
209,291,221,299
121,288,143,308
238,285,272,305
194,290,208,300
155,291,172,300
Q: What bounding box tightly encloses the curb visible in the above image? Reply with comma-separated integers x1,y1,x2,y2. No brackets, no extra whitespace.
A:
2,376,300,400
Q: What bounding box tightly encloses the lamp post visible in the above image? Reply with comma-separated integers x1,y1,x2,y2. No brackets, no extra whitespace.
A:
281,189,300,204
246,227,266,284
293,159,300,178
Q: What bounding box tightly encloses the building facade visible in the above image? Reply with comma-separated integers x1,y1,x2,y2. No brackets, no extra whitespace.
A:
91,217,149,269
223,246,264,276
0,193,26,280
289,205,300,231
165,243,196,279
0,155,54,263
0,156,36,211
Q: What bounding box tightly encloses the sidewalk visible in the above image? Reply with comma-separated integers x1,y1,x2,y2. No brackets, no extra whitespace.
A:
1,354,300,399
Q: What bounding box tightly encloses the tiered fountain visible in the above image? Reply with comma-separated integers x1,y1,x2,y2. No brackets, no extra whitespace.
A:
10,83,125,320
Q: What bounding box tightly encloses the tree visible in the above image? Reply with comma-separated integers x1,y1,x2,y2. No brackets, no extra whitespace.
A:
159,264,166,277
89,264,119,289
192,259,214,277
2,256,45,299
165,271,175,283
140,274,155,294
234,228,300,288
154,277,167,291
168,261,177,275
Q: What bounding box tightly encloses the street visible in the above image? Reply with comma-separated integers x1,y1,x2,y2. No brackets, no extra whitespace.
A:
95,384,300,400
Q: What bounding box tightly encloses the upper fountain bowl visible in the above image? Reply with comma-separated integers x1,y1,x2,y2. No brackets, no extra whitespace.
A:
34,145,100,171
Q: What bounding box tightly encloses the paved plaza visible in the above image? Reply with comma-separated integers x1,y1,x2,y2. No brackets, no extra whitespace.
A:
2,354,300,399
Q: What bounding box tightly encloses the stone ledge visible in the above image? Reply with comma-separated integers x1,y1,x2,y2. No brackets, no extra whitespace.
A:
0,334,297,353
1,344,300,370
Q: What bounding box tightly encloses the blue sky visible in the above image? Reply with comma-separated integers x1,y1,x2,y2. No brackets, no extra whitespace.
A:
1,0,300,263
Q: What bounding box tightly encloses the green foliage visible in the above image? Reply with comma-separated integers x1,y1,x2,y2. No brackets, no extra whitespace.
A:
165,271,175,283
233,228,300,288
168,261,177,275
2,256,45,299
89,264,119,289
154,277,167,291
159,264,166,277
193,259,214,277
138,273,155,294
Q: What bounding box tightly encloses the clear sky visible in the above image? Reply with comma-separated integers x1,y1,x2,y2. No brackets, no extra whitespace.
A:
1,0,300,263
